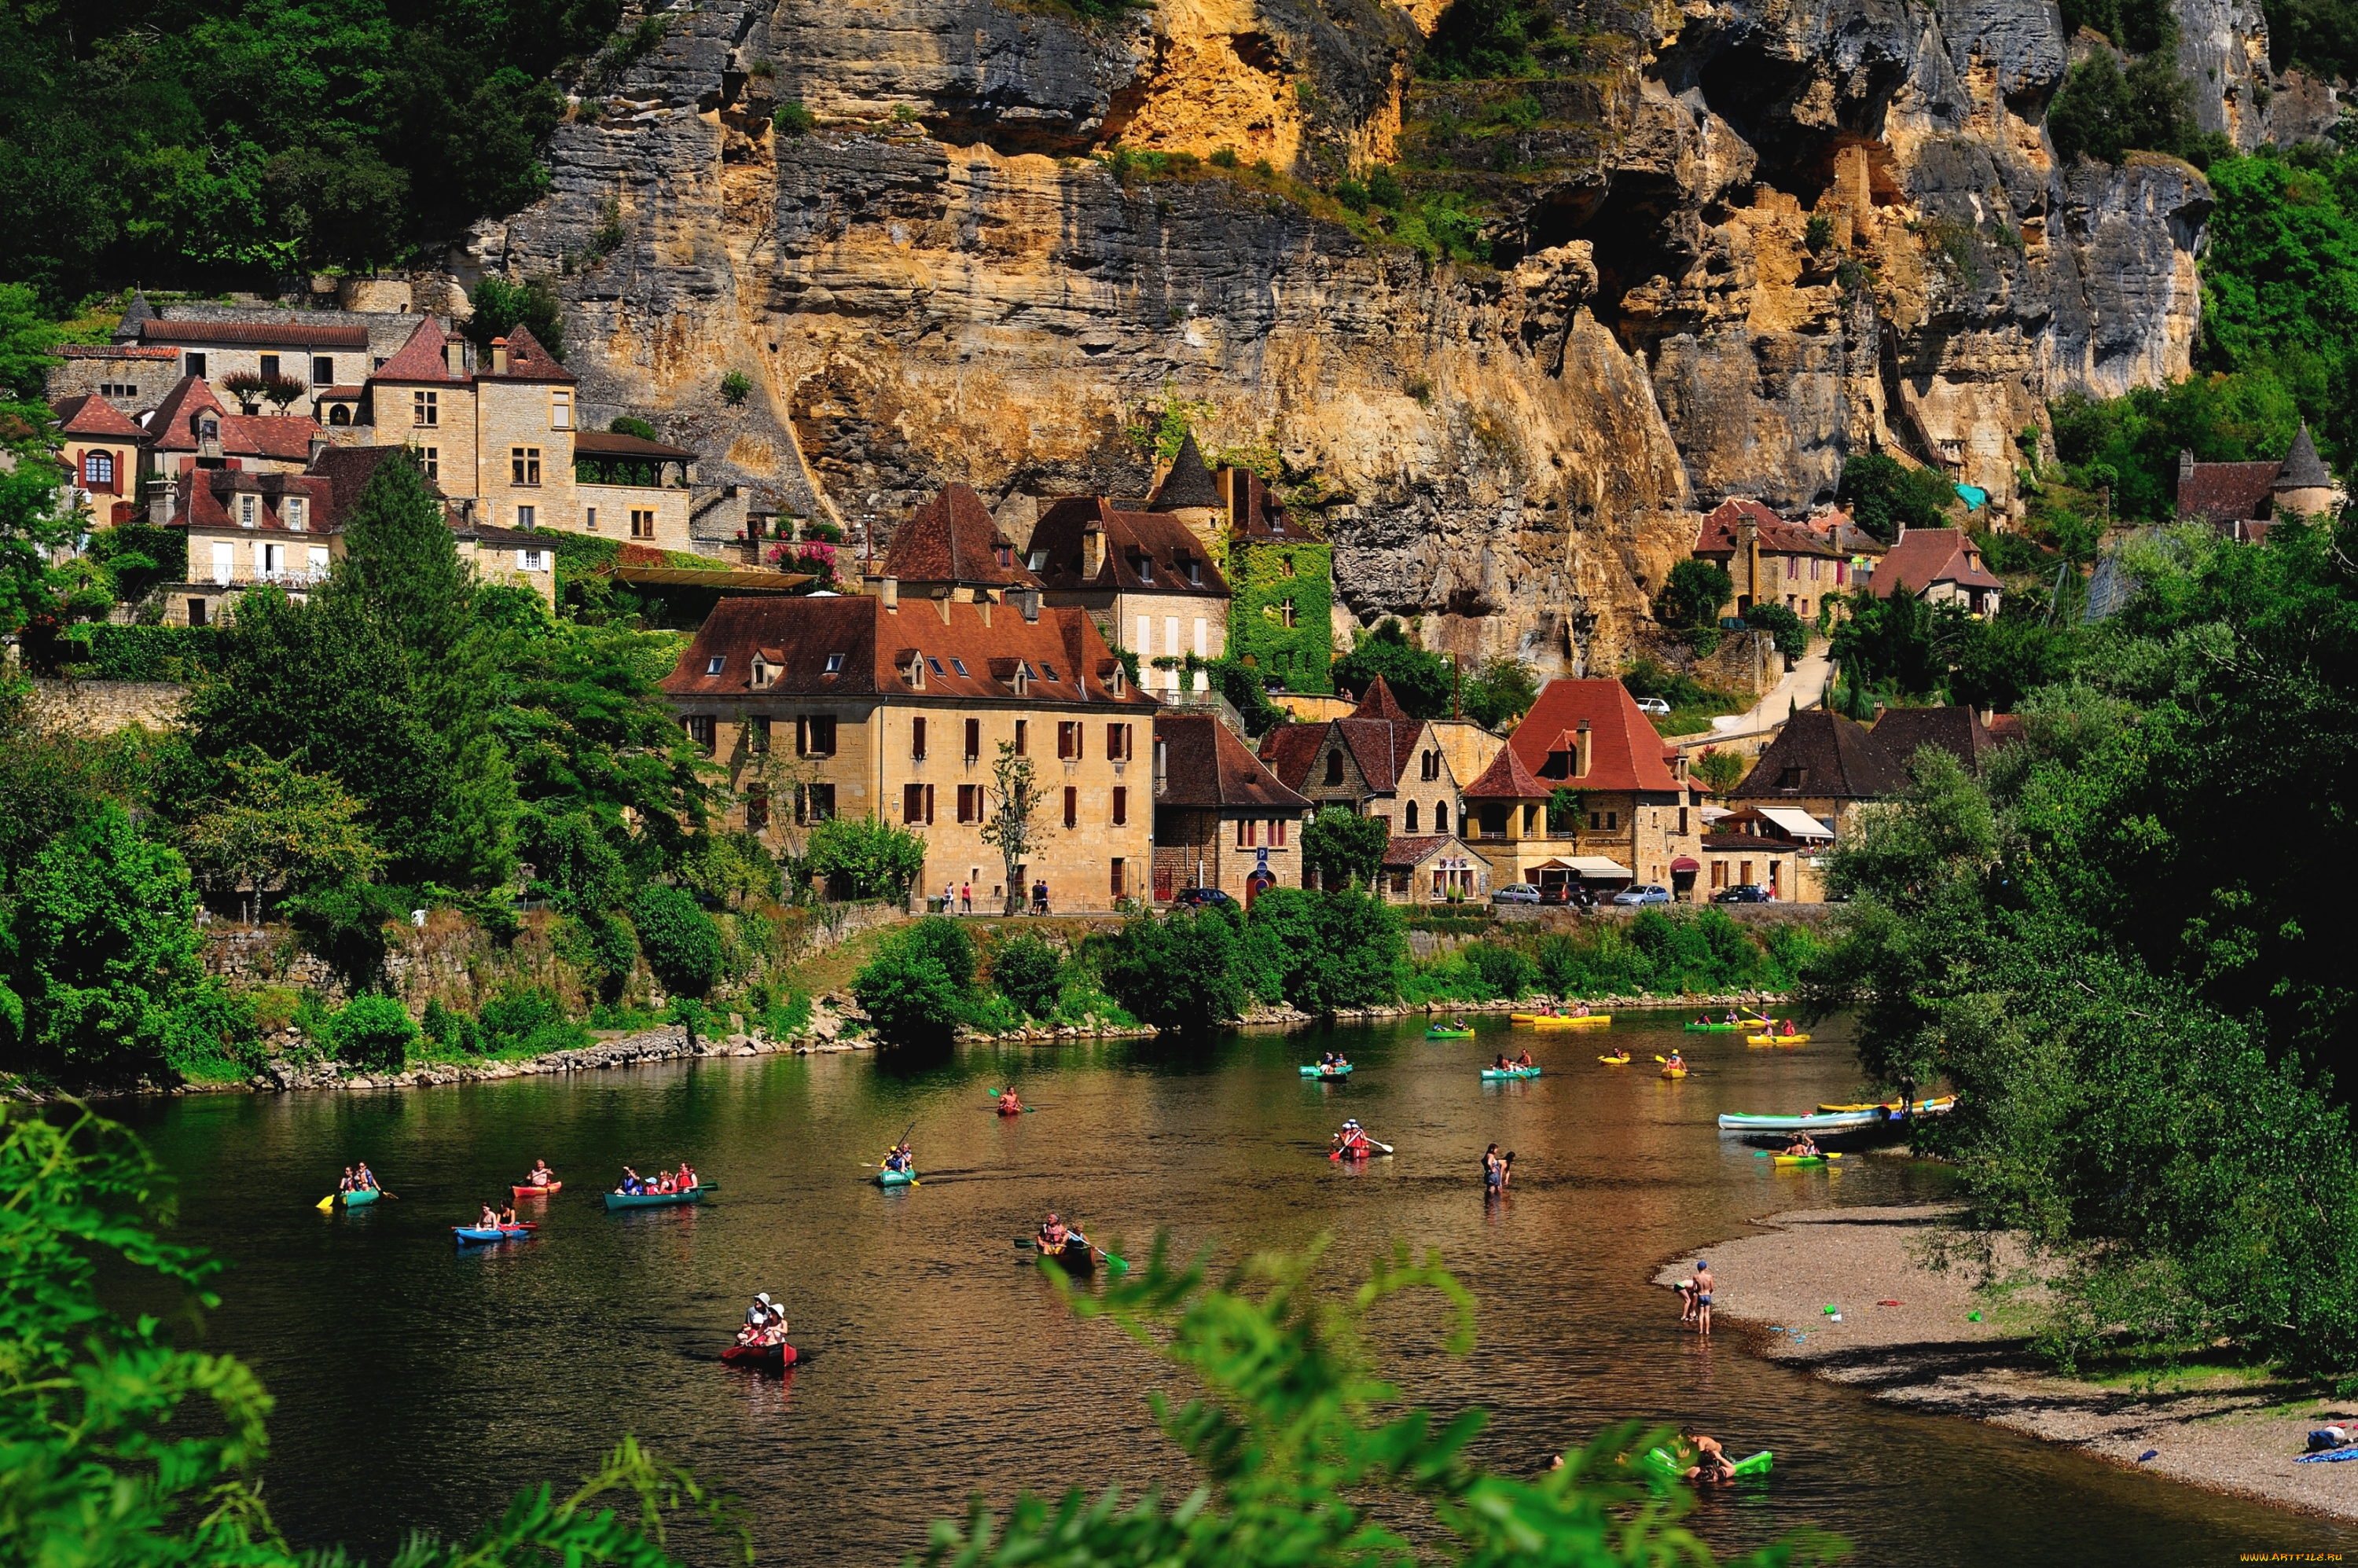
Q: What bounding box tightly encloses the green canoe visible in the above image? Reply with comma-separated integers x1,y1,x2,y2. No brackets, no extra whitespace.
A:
874,1166,916,1188
335,1187,382,1209
1640,1447,1772,1480
1479,1067,1541,1081
602,1185,711,1211
1427,1026,1475,1039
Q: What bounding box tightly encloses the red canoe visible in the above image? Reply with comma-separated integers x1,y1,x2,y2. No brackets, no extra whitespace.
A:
512,1181,563,1198
722,1340,798,1370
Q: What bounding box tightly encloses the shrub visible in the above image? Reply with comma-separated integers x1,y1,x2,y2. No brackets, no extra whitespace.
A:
1303,805,1390,890
160,986,259,1081
1335,178,1369,212
1464,941,1536,999
1694,748,1748,794
609,415,659,441
1098,908,1245,1030
853,917,974,1047
1210,146,1239,168
1660,558,1732,629
330,994,417,1070
479,984,588,1054
990,932,1065,1018
1311,888,1403,1010
718,369,753,406
1366,165,1404,208
1743,601,1808,659
631,883,724,997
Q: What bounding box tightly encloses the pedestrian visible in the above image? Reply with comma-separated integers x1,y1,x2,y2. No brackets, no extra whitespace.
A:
943,878,957,915
1032,879,1049,916
1482,1143,1504,1193
960,880,972,916
1692,1259,1713,1337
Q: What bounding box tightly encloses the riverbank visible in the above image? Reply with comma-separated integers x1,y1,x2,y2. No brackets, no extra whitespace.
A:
1659,1206,2358,1522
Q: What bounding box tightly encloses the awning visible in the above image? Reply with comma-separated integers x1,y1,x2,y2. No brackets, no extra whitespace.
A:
1564,856,1633,880
1669,856,1701,873
1757,806,1835,839
1526,858,1574,871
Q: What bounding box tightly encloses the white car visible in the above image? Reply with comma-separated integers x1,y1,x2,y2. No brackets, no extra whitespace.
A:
1492,883,1542,905
1633,696,1673,717
1612,884,1673,905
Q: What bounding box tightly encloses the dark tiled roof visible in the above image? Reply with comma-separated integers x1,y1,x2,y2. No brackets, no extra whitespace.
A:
1700,832,1795,852
575,428,698,462
1728,710,1904,801
61,343,180,360
882,484,1038,588
662,594,1154,707
1462,744,1552,800
1870,528,2001,597
220,414,323,461
479,323,574,384
175,468,339,532
1348,674,1410,724
1870,705,1997,775
1258,723,1330,791
373,318,464,383
1026,498,1227,597
1153,712,1311,810
1380,834,1460,869
1507,680,1682,792
2176,460,2278,526
1694,498,1844,560
142,376,228,451
2276,423,2330,490
53,395,144,439
1224,468,1308,542
309,446,439,520
112,290,156,343
141,319,369,349
1335,717,1404,794
1148,431,1219,511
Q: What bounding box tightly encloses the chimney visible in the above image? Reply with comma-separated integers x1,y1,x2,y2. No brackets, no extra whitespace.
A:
2177,448,2195,491
1155,737,1167,791
491,336,509,376
1574,720,1592,779
149,484,173,526
445,336,465,376
308,430,329,466
1082,520,1104,580
880,575,898,610
1017,588,1040,622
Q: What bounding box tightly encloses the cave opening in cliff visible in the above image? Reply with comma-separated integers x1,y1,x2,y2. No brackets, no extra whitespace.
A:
1683,47,1907,212
1525,183,1685,333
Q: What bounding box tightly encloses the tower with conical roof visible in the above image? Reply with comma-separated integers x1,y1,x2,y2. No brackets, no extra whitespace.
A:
2271,423,2335,520
112,290,156,344
1148,431,1222,558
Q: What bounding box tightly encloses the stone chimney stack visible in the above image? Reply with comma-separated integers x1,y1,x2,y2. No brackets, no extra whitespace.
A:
445,336,466,376
1575,720,1592,779
490,337,509,376
1082,520,1105,580
880,575,898,611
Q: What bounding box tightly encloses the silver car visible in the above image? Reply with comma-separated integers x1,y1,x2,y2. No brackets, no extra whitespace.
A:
1633,696,1673,717
1492,883,1542,904
1612,884,1672,905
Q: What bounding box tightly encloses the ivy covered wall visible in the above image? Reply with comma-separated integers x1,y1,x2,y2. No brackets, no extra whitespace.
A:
1228,540,1334,693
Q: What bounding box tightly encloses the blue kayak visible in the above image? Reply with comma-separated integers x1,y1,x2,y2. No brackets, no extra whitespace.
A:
1300,1064,1351,1078
453,1223,536,1245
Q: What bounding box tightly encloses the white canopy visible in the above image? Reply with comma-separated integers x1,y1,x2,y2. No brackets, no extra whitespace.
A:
1564,856,1634,879
1757,807,1835,840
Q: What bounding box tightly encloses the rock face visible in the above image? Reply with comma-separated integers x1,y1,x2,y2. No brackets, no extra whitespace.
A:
474,0,2261,673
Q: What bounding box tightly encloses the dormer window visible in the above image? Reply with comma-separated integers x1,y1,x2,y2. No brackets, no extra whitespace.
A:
238,494,257,528
1040,662,1059,681
751,659,773,690
997,546,1012,567
1028,549,1047,571
285,496,307,531
1134,555,1153,583
824,652,843,674
1013,663,1030,696
1109,662,1126,695
908,654,926,688
199,417,219,444
1188,559,1202,586
706,655,725,676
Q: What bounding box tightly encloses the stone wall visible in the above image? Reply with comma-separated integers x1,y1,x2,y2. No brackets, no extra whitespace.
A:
28,679,189,736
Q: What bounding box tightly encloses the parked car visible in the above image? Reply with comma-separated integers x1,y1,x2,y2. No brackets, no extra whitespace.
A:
1537,883,1592,907
1633,696,1673,717
1612,884,1673,906
1175,887,1236,910
1492,883,1542,904
1713,883,1772,904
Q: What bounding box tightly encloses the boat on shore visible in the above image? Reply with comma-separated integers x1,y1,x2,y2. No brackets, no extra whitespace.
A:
1717,1109,1885,1133
1815,1095,1958,1115
603,1185,710,1210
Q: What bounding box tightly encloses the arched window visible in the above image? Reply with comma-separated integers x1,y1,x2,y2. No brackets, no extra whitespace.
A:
1404,801,1420,833
1324,750,1343,786
1434,801,1449,835
329,405,351,426
83,450,112,487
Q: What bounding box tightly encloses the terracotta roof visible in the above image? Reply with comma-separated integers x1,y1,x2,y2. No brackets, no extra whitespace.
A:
1153,712,1311,810
1257,723,1331,791
661,594,1154,707
1870,528,2002,597
53,395,143,440
883,484,1039,588
1506,680,1683,792
1693,498,1843,561
2275,423,2330,490
1335,717,1404,794
1462,744,1552,800
575,428,698,462
478,323,574,384
1985,713,2026,744
318,384,366,399
174,468,340,533
141,376,227,451
1728,710,1904,801
372,317,465,383
1026,498,1228,597
220,414,323,461
138,319,369,349
1348,674,1410,724
1148,431,1219,511
2176,460,2278,526
309,445,439,519
61,343,179,360
1700,832,1795,853
1379,833,1461,869
1224,468,1308,542
1870,705,1999,775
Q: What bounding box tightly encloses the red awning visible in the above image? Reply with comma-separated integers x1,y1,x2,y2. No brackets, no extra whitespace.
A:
1669,856,1702,873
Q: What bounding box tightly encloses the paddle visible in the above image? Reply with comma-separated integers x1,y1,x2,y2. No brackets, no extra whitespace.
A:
1012,1234,1130,1272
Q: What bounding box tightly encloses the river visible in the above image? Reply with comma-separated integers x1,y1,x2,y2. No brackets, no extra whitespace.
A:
127,1012,2355,1565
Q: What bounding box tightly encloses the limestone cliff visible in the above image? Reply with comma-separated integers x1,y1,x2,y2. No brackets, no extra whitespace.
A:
472,0,2271,674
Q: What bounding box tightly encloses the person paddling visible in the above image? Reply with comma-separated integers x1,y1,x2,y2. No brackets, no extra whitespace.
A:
1781,1131,1820,1159
1333,1120,1372,1159
337,1166,356,1194
526,1160,554,1188
1513,1048,1534,1069
497,1203,518,1228
997,1086,1024,1114
883,1140,914,1173
477,1202,500,1229
1038,1212,1071,1254
1664,1050,1686,1074
354,1162,380,1191
677,1162,698,1189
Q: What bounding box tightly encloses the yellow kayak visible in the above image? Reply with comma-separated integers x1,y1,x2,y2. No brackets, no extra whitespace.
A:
1659,1066,1688,1079
1524,1014,1611,1029
1746,1032,1811,1046
1816,1094,1957,1114
1598,1053,1631,1066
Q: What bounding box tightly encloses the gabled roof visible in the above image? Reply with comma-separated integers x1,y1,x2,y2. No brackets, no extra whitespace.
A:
1335,717,1402,794
141,376,228,451
661,594,1153,707
1027,498,1227,597
138,318,369,349
1257,723,1331,791
1462,744,1552,800
1870,528,2001,597
1153,712,1311,810
883,484,1039,589
220,414,323,461
1380,833,1466,869
2176,460,2279,526
1694,498,1844,561
479,323,574,384
174,468,339,533
2275,423,2331,490
1148,431,1219,511
1348,674,1410,724
1728,710,1904,801
372,317,465,383
1225,467,1308,542
53,395,144,440
1505,680,1682,792
308,445,439,520
1869,705,1999,775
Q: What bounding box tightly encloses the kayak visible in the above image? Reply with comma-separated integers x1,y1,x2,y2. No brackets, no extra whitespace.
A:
1660,1066,1688,1079
1331,1145,1377,1161
452,1223,536,1244
1684,1021,1759,1032
1299,1064,1352,1078
1527,1014,1610,1029
1770,1153,1841,1166
1027,1237,1097,1274
1746,1032,1811,1046
874,1166,917,1188
1717,1110,1883,1133
332,1187,383,1209
1598,1053,1631,1065
512,1181,562,1198
1816,1095,1958,1114
1426,1026,1475,1039
1480,1067,1541,1081
722,1339,798,1370
1641,1446,1774,1481
603,1185,710,1210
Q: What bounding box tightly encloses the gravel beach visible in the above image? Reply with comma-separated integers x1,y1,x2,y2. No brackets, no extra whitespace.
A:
1658,1204,2358,1522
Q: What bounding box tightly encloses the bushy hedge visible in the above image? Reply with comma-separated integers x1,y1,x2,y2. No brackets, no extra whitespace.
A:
53,624,225,682
852,916,975,1047
329,994,417,1069
1402,910,1820,1004
1095,887,1406,1026
632,884,722,997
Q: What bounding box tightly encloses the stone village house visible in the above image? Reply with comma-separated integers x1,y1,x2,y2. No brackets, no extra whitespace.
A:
1148,711,1310,903
1499,678,1706,898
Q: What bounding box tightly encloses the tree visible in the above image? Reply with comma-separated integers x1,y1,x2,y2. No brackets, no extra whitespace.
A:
1659,559,1732,630
1692,748,1747,794
989,932,1065,1019
631,883,722,997
979,740,1049,913
0,285,71,637
2047,42,2203,167
1826,588,1956,704
803,814,927,901
465,275,567,361
1462,655,1539,730
853,917,973,1048
1331,619,1454,718
181,754,386,923
1742,601,1808,659
1310,887,1405,1010
1838,454,1956,545
1097,908,1247,1030
329,993,417,1070
1302,806,1390,890
7,803,202,1072
675,830,779,907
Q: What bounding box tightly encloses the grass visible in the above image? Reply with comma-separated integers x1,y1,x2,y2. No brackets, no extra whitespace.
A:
1655,694,1749,736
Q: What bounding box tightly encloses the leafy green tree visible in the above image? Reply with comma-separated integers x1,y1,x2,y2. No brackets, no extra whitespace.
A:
466,275,567,361
1302,806,1390,890
1947,618,2078,714
1310,887,1405,1010
2048,369,2307,520
1691,748,1746,794
329,993,417,1070
0,285,71,636
1461,655,1538,730
978,740,1048,913
6,804,202,1072
676,831,780,907
1097,907,1246,1030
180,754,386,922
989,931,1065,1019
631,883,722,997
804,813,928,901
1331,619,1454,718
1742,601,1808,659
1659,558,1732,630
1237,886,1321,1009
853,916,973,1047
1827,589,1956,704
1464,940,1535,998
2046,42,2205,167
1837,454,1956,545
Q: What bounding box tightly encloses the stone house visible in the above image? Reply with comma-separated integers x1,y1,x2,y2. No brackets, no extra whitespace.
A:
572,428,698,549
49,293,381,420
1869,704,2002,775
1505,678,1705,896
2175,423,2338,542
661,591,1159,912
53,395,143,526
1027,495,1229,694
1699,806,1825,900
875,483,1040,601
1218,461,1332,694
1149,711,1310,903
161,469,340,627
1725,708,1905,898
1258,677,1467,843
1379,834,1489,905
1691,498,1856,622
139,376,325,481
1868,527,2003,616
